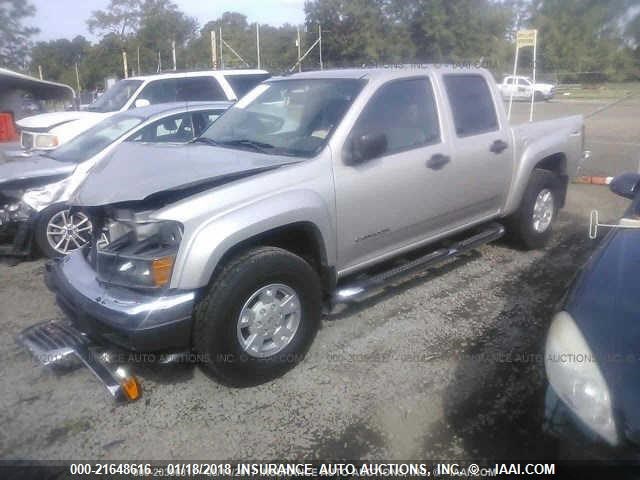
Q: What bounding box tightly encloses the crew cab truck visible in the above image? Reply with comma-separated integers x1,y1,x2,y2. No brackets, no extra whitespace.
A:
29,67,586,393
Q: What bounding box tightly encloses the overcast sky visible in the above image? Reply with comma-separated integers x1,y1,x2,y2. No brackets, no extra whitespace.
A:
30,0,307,42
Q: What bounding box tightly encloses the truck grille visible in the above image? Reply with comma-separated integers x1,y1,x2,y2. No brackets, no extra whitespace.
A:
18,320,89,366
21,132,34,149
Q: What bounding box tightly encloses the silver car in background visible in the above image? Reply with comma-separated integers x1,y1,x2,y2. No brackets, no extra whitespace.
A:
0,101,231,258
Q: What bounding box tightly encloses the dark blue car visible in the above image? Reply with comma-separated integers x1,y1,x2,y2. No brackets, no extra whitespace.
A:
544,173,640,460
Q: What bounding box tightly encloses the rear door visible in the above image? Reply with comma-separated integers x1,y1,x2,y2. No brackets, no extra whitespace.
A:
439,73,512,222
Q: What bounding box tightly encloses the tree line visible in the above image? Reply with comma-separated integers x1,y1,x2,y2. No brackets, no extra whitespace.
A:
1,0,640,91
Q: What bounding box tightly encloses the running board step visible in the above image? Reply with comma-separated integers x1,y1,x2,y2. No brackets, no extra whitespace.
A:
333,223,505,304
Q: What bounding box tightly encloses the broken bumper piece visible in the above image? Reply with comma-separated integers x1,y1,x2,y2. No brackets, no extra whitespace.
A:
17,320,141,402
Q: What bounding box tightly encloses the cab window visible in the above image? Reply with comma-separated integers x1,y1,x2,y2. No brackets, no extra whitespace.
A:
136,77,227,105
192,110,226,137
444,74,498,137
349,78,440,156
129,112,194,143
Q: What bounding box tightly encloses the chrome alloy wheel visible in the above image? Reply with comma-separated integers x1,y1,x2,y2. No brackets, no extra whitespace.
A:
532,188,554,233
236,283,302,358
46,209,93,255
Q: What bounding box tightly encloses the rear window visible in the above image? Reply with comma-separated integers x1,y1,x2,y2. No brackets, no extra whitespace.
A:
224,73,272,98
443,74,498,137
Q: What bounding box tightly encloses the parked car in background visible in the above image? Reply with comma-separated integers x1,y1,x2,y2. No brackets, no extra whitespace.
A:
499,75,556,101
545,172,640,458
16,69,270,151
34,67,588,395
0,101,231,258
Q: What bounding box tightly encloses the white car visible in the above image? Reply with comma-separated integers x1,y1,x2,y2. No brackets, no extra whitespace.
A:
499,75,556,101
17,69,270,151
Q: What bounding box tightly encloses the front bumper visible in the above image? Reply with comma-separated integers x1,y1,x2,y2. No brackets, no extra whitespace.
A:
544,385,639,461
45,249,198,352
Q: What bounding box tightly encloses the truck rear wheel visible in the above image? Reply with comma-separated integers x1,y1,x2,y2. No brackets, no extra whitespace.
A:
193,246,322,386
506,168,561,250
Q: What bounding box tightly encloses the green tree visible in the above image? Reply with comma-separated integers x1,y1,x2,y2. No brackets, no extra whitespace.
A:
87,0,142,43
0,0,39,71
304,0,392,67
135,0,197,72
304,0,512,68
530,0,640,79
30,35,91,86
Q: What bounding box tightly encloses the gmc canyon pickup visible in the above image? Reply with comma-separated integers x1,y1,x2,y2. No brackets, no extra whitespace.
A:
23,67,586,392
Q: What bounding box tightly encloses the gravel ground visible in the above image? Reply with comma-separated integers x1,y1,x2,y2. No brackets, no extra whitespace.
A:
0,98,635,461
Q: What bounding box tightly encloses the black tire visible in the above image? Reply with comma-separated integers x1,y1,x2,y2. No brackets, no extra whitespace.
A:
534,91,545,102
506,169,562,250
193,246,322,386
34,204,93,258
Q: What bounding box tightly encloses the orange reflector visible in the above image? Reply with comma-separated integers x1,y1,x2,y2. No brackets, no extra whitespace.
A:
151,256,175,287
120,376,141,401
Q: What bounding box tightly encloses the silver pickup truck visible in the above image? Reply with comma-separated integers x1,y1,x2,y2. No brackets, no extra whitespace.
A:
29,67,586,391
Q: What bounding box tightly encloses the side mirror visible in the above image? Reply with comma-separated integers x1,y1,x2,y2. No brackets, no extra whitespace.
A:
345,132,388,165
610,173,640,200
134,98,151,108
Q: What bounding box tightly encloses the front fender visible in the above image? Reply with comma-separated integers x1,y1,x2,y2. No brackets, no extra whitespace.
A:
170,189,335,290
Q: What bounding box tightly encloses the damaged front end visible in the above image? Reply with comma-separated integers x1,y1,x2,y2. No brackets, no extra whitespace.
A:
0,174,73,257
18,202,198,401
0,188,36,256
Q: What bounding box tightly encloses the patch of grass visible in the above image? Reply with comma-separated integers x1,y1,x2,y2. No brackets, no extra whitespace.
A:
558,82,640,100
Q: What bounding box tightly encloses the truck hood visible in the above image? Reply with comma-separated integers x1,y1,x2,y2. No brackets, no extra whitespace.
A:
0,154,75,189
16,111,109,132
72,142,301,207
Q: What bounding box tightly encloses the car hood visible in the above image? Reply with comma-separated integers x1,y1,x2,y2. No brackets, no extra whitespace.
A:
16,111,108,131
0,154,74,189
564,227,640,443
71,142,301,207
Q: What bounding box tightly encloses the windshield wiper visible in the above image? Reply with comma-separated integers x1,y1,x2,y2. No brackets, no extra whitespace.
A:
191,137,219,147
217,139,275,153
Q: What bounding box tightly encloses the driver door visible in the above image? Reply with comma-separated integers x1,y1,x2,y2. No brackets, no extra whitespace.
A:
333,77,452,273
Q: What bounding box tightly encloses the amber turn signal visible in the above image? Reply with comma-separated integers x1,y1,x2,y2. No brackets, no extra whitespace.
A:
121,376,141,401
115,367,141,401
151,256,175,287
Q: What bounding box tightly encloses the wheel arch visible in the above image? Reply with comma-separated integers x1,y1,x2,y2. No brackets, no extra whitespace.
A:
504,151,569,216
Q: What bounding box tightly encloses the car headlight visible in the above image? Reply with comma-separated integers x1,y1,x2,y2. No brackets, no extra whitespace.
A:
21,179,69,211
96,219,182,289
545,311,618,445
34,133,59,149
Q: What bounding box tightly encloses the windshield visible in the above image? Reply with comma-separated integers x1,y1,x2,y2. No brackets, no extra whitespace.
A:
86,79,143,113
199,78,366,157
48,114,144,163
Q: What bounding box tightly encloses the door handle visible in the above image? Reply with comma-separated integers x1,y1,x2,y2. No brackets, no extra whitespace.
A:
490,140,509,154
427,153,450,170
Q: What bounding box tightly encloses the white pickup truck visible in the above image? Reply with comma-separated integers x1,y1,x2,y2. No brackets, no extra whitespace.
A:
24,66,587,396
498,75,556,101
16,70,270,151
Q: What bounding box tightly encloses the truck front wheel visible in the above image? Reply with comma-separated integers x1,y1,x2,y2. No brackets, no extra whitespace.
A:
506,168,562,250
193,246,322,386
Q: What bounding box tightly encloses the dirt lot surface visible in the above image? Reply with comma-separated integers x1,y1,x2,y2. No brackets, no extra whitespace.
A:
0,97,636,461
